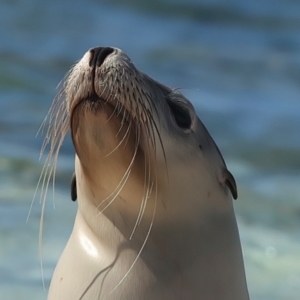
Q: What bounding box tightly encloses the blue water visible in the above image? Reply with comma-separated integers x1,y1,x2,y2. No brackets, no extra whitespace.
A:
1,1,299,299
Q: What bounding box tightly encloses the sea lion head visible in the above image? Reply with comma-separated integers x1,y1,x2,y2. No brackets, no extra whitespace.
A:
45,46,237,229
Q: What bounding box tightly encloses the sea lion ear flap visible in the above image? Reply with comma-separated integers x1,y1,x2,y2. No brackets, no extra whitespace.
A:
71,173,77,201
223,169,238,200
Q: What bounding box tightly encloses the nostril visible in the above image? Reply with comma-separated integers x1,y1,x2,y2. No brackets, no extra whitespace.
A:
89,47,114,67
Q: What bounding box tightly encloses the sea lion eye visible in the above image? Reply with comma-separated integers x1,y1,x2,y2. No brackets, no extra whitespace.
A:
167,99,192,130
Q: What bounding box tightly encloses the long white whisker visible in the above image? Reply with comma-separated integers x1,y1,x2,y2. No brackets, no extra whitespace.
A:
104,116,131,158
96,120,138,214
129,121,152,239
31,77,70,289
109,178,157,297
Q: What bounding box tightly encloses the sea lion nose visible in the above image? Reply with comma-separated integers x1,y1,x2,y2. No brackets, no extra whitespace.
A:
89,47,114,67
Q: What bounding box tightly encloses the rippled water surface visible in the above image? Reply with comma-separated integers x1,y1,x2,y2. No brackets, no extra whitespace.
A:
1,1,299,299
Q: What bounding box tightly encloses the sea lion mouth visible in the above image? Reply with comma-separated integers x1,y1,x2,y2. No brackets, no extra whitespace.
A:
74,48,116,109
67,47,119,116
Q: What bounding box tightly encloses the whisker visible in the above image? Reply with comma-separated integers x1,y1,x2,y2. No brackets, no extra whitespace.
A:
32,78,70,288
96,121,139,214
129,120,152,239
104,118,132,158
109,180,157,297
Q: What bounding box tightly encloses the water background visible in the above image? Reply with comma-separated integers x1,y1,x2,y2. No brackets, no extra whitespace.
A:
1,0,300,299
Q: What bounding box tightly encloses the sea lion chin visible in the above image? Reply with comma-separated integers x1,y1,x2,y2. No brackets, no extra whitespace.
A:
44,46,249,299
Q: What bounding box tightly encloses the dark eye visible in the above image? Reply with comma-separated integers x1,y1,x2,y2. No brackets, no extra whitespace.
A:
167,99,192,130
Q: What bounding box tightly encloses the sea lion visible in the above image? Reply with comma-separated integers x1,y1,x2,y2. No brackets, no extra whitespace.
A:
44,47,249,299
